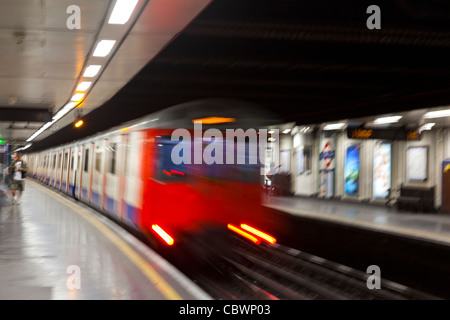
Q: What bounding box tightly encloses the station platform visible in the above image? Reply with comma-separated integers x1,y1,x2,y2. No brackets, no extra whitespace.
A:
264,196,450,247
0,180,211,300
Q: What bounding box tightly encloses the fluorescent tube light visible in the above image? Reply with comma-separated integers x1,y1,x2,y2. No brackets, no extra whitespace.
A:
93,40,116,57
76,82,92,91
71,93,85,101
424,109,450,119
373,116,402,124
323,123,346,130
108,0,139,25
83,65,101,77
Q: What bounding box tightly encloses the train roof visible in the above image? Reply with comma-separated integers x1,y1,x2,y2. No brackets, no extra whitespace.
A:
30,99,280,152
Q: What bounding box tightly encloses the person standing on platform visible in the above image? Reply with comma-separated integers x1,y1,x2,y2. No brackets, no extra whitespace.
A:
9,153,27,205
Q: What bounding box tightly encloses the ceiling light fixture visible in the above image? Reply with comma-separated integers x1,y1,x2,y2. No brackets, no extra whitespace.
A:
373,115,402,124
71,93,85,101
83,65,101,77
323,123,346,131
108,0,139,25
424,109,450,119
76,81,92,91
93,40,116,57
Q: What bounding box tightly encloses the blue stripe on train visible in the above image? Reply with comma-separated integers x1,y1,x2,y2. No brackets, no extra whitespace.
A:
105,196,116,214
124,202,138,225
82,188,88,200
62,182,66,191
91,191,100,207
69,184,74,195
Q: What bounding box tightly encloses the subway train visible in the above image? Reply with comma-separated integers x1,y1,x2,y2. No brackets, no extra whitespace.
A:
26,99,282,249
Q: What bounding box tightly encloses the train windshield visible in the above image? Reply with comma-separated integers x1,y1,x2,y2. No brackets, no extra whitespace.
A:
156,138,187,182
156,136,260,183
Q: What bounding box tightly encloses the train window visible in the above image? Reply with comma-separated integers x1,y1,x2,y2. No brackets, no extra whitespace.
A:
156,137,186,182
84,149,90,172
108,143,117,175
53,155,56,169
71,155,74,170
95,146,102,173
77,151,81,170
58,154,62,169
63,152,68,169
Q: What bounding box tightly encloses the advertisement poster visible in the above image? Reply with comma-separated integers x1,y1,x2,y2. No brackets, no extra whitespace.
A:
319,134,335,198
373,142,391,199
407,146,428,181
344,145,360,196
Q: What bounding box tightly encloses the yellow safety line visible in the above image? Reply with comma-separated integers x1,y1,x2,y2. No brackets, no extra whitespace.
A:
28,180,182,300
265,203,450,245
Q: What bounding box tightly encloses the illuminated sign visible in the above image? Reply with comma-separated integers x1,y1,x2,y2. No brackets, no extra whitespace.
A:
351,129,373,139
347,127,421,141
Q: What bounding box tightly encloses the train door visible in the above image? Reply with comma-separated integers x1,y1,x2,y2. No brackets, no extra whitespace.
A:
104,135,121,217
56,151,63,190
61,149,70,193
122,131,144,227
68,146,77,196
44,152,52,185
48,153,53,185
91,140,105,208
39,155,42,181
117,134,128,221
42,154,46,181
81,144,93,201
74,146,83,199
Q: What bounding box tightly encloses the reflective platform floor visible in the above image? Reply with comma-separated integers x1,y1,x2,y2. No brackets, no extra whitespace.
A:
0,180,210,300
265,196,450,246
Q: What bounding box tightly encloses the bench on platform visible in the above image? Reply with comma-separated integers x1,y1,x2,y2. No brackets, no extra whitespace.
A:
396,185,435,213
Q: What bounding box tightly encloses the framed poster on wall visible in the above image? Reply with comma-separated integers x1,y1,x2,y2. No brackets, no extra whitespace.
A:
319,133,336,198
344,145,360,196
373,142,391,199
407,146,428,181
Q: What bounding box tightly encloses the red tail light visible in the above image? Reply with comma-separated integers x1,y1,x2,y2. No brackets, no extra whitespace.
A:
227,224,261,245
170,170,185,176
152,224,174,245
240,224,277,245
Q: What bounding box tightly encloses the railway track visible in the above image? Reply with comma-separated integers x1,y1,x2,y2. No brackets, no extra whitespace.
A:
191,236,442,300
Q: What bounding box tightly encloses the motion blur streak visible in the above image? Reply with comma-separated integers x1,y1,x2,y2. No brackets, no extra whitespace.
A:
240,224,277,244
152,225,175,245
170,170,185,175
227,224,261,245
192,116,236,124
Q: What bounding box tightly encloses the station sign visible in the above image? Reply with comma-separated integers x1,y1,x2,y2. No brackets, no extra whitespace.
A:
347,126,421,141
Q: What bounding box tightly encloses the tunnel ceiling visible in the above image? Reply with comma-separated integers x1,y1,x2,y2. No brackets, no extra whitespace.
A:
31,0,450,151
